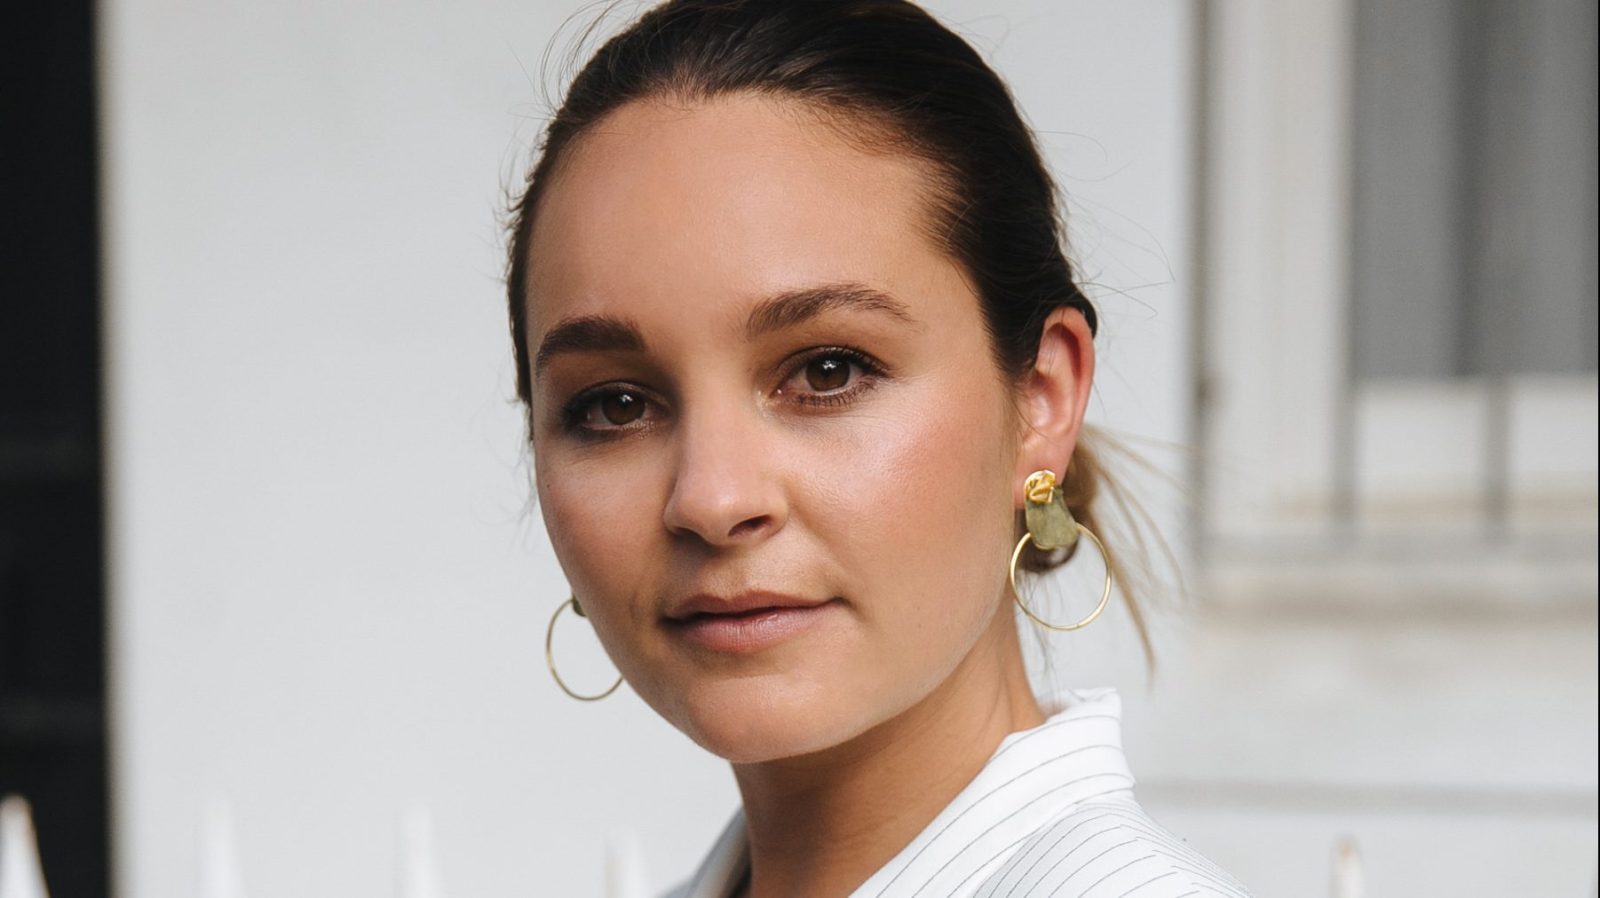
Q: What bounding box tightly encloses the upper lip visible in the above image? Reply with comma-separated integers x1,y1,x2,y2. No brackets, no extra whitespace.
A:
664,591,830,622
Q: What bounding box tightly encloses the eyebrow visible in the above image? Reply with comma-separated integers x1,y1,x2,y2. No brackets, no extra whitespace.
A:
532,282,918,376
532,315,644,375
744,282,917,339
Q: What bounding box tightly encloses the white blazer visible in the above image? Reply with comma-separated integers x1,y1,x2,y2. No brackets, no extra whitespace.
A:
661,688,1254,898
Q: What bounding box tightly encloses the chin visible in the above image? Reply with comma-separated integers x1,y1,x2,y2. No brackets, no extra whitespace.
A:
667,673,865,764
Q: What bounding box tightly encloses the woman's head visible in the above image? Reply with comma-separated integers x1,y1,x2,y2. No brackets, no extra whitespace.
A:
507,0,1126,762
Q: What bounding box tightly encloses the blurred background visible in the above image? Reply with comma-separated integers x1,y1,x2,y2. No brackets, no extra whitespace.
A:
0,0,1594,895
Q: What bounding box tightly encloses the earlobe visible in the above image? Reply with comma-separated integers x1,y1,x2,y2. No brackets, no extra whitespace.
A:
1012,307,1095,501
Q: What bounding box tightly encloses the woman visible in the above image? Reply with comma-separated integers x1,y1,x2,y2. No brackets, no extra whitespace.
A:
506,2,1254,896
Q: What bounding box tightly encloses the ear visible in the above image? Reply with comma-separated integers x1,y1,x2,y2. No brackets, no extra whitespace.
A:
1012,305,1096,506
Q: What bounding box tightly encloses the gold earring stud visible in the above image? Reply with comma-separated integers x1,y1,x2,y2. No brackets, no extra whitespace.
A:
1007,469,1113,631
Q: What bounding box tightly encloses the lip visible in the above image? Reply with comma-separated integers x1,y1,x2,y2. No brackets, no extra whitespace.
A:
664,590,830,621
662,592,841,654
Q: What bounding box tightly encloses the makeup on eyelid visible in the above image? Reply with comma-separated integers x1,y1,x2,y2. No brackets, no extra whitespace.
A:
556,345,887,437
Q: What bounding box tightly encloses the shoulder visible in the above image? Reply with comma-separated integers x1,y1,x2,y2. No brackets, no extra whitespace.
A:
974,791,1255,898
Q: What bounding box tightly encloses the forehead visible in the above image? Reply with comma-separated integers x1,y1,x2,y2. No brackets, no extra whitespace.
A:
524,92,960,333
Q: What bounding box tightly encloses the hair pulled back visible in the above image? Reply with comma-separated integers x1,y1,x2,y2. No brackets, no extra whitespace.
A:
505,0,1153,657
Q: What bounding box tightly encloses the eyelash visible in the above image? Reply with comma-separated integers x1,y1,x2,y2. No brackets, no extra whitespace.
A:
558,346,885,438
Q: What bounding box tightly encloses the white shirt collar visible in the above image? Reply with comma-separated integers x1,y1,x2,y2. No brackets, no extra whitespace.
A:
678,687,1135,898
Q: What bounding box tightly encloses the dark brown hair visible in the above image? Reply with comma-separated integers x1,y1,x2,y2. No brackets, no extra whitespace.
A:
505,0,1155,659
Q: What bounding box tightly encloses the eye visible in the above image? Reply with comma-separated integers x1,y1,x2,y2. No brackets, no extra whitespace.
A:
561,385,656,436
779,347,884,408
598,391,645,425
804,356,851,392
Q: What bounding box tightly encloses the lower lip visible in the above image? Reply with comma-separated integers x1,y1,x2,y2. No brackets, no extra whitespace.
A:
665,601,840,654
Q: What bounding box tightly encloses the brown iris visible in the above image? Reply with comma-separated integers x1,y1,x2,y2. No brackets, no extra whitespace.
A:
600,391,645,425
805,356,850,392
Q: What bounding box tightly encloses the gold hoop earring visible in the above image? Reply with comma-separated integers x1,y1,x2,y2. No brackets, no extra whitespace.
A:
1007,469,1113,632
545,596,624,702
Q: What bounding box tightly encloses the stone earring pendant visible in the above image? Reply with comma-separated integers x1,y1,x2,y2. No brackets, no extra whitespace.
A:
1023,470,1081,555
1011,468,1113,632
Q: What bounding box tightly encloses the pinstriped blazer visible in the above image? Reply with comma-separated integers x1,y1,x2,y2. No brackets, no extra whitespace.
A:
662,688,1254,898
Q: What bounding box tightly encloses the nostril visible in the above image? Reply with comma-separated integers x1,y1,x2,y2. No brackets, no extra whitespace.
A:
727,515,772,540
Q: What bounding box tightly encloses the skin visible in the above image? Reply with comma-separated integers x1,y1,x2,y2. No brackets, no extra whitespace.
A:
524,92,1096,898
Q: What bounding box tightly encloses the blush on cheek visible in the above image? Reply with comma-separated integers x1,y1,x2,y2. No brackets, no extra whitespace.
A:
823,378,1014,636
882,382,1011,530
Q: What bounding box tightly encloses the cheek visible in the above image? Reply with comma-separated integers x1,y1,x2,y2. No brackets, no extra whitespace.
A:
535,459,686,704
534,450,656,633
805,376,1015,638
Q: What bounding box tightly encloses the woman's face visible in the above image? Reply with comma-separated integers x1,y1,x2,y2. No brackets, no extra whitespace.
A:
524,93,1026,763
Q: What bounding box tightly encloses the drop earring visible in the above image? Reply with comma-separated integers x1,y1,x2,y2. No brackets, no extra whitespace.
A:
1007,469,1113,631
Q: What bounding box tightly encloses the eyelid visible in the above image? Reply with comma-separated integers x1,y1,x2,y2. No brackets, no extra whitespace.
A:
774,346,888,413
558,345,888,438
557,380,663,437
778,345,883,391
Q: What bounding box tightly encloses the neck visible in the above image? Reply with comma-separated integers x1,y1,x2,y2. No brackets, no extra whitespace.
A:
729,601,1045,898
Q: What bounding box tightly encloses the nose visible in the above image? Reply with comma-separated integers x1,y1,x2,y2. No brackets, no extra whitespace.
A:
661,400,787,548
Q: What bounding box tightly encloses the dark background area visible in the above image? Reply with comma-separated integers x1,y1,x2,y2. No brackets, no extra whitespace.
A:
0,1,111,896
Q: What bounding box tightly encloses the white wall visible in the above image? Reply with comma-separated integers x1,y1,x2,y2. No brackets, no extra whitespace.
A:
98,2,1194,896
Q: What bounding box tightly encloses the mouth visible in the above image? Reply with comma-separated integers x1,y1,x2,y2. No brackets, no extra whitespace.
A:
662,594,842,654
663,590,831,622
